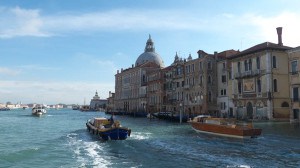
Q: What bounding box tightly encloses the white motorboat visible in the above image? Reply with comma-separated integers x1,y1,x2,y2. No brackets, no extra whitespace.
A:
32,105,47,117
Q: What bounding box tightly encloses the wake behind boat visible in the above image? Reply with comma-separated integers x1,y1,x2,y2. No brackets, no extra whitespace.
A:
188,115,262,138
86,117,131,140
32,105,47,117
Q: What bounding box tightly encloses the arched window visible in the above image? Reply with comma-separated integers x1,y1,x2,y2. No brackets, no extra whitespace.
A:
281,102,289,107
272,56,277,68
237,62,241,72
208,91,212,102
273,79,278,92
208,75,211,84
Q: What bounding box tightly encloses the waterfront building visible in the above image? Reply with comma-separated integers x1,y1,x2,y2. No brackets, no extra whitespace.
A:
106,91,115,112
147,67,165,114
114,35,164,115
0,103,5,108
161,65,173,113
288,46,300,122
160,53,186,116
89,91,107,111
228,27,292,120
191,50,218,116
216,50,239,117
176,50,219,117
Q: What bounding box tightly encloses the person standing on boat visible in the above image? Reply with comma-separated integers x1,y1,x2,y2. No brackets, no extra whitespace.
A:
110,114,115,125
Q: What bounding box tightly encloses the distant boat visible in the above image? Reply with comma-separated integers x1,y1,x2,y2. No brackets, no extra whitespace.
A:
152,112,189,122
0,107,10,111
32,105,47,117
72,105,80,110
188,115,262,138
86,117,131,140
80,105,90,112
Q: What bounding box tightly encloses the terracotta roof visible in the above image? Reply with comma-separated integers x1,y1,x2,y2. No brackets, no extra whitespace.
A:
229,42,292,59
217,49,240,59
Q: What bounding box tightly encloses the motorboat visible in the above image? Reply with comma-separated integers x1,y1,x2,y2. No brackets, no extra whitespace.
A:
188,115,262,138
72,105,80,110
32,105,47,117
152,112,189,122
86,117,131,140
80,105,90,112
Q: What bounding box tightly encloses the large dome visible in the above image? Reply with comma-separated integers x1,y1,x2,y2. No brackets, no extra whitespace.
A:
135,35,164,67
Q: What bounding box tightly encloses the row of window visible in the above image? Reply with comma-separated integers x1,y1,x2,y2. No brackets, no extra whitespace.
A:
237,56,278,73
184,61,213,74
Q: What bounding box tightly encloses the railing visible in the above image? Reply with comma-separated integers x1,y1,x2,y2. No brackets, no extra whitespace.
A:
291,98,300,102
139,93,147,98
290,71,299,75
234,69,264,79
232,92,268,99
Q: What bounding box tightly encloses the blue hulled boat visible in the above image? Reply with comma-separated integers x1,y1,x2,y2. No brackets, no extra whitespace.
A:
86,117,131,140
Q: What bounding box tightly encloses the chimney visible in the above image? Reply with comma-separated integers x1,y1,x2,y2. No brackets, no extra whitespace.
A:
276,27,283,46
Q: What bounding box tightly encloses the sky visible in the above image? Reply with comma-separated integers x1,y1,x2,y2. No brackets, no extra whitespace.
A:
1,0,300,105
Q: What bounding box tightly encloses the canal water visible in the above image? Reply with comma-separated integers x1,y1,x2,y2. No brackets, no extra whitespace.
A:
0,109,299,168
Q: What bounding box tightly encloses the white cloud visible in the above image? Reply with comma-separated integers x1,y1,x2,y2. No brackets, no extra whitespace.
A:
0,67,21,75
0,80,114,104
0,6,299,48
246,11,300,47
0,6,50,38
17,64,60,71
74,52,120,75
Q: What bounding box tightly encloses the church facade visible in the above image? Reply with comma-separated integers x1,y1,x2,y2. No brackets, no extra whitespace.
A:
114,35,164,116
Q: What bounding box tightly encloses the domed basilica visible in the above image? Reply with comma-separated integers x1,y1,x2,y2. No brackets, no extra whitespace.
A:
114,35,164,116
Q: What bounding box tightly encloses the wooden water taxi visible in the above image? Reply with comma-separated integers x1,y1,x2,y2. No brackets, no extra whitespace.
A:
86,117,131,140
188,115,262,138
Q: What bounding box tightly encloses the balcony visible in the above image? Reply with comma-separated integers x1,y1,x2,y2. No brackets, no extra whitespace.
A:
291,98,300,102
290,71,298,75
168,99,177,104
184,84,191,89
234,69,264,79
139,93,147,98
233,92,268,99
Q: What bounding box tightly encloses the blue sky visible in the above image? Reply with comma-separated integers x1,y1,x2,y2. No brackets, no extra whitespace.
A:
1,0,300,105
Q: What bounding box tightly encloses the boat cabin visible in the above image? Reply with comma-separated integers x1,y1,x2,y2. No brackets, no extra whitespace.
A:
191,115,211,122
91,118,110,128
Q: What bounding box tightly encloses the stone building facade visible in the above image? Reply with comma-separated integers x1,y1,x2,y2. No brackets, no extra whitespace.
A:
90,91,107,110
216,50,239,117
114,35,164,116
288,46,300,122
111,27,297,122
229,27,292,120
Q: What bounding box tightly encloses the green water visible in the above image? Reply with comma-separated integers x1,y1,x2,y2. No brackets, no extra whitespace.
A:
0,109,299,167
